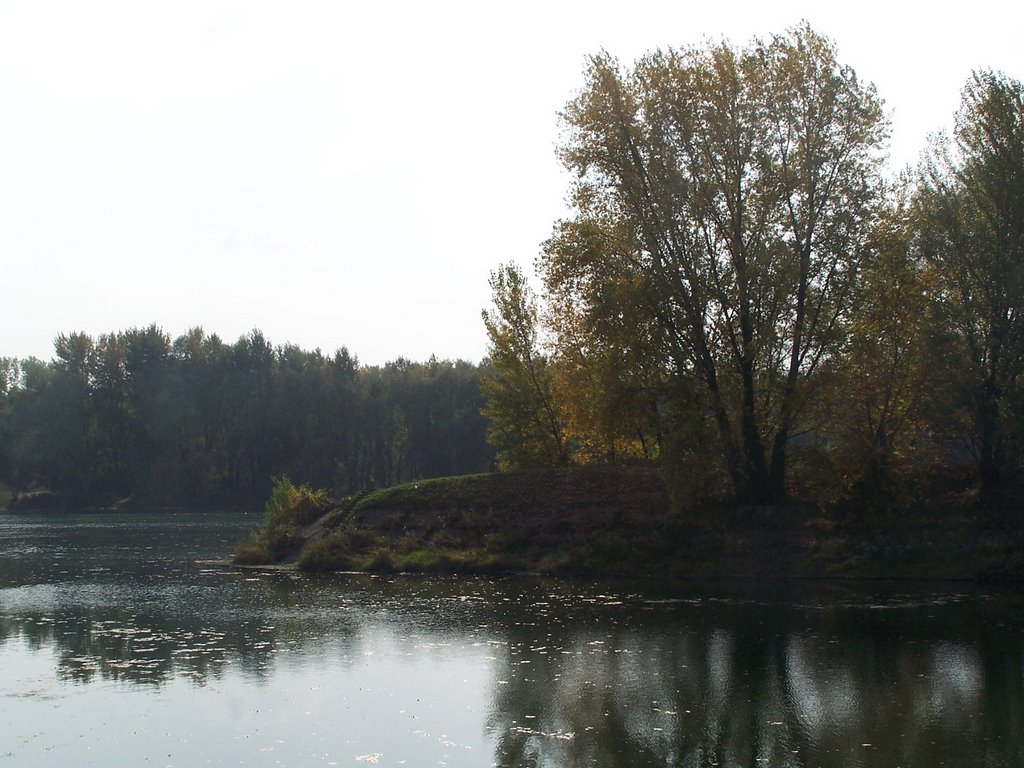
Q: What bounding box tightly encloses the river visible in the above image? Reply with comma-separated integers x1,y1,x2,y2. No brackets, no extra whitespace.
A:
1,512,1022,767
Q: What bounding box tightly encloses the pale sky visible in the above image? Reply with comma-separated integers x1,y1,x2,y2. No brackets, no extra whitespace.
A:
2,1,1021,365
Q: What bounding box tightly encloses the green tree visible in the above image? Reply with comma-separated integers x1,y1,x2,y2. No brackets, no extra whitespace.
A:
0,358,21,488
169,327,232,503
917,70,1024,501
1,325,495,505
543,24,887,503
481,263,567,469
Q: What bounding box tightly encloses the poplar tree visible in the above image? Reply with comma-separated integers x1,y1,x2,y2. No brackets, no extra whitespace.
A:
480,264,568,469
917,70,1024,501
543,24,888,504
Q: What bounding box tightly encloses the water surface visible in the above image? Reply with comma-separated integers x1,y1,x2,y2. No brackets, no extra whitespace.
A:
1,512,1022,767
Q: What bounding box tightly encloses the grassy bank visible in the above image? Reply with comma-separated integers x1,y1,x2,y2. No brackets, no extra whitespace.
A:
233,464,1024,581
297,465,674,575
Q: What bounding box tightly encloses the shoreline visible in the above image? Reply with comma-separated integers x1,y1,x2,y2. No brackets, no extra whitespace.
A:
229,465,1024,583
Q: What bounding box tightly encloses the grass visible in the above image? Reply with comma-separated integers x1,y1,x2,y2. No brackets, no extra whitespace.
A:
233,525,304,564
234,461,1024,581
297,464,777,577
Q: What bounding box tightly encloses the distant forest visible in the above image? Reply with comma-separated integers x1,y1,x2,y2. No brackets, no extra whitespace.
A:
0,327,492,507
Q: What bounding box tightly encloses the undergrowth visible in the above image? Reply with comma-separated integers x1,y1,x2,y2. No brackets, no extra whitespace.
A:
233,476,332,565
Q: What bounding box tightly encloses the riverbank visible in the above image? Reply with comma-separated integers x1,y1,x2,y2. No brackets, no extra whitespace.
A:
233,464,1024,581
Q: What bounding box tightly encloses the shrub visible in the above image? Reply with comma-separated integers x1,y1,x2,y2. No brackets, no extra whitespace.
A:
234,532,272,564
297,527,380,571
298,535,354,571
364,548,397,573
264,524,303,559
232,476,332,565
264,475,330,529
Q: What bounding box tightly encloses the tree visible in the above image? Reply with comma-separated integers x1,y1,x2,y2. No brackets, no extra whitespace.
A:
0,358,21,487
826,185,932,481
917,70,1024,500
481,263,568,469
1,325,496,505
542,219,665,464
543,24,887,503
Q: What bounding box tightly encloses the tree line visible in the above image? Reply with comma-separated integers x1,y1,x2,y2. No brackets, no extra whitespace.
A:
0,327,493,507
481,24,1024,508
4,25,1019,514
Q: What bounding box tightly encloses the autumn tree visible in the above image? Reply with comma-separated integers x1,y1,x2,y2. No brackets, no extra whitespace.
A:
826,185,933,482
916,70,1024,501
542,219,665,464
543,24,888,504
481,263,568,469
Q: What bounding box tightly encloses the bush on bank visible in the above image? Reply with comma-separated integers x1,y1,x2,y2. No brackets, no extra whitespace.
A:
233,476,331,565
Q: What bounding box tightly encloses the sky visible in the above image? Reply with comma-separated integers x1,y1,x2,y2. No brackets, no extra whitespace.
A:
2,1,1022,366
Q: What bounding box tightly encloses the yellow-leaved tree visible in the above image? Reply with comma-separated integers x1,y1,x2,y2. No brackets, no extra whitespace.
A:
541,24,888,504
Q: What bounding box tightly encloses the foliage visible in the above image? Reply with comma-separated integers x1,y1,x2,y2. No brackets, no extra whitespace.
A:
297,526,383,571
0,327,494,507
480,264,568,469
821,184,934,484
263,475,330,529
477,27,1024,509
233,534,275,565
542,228,664,463
539,24,888,504
916,69,1024,501
234,476,332,565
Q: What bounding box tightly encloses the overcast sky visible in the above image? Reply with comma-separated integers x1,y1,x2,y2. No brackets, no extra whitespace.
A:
2,1,1022,366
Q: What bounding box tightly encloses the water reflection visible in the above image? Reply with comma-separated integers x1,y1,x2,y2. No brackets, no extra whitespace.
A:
1,513,1023,767
480,590,1024,768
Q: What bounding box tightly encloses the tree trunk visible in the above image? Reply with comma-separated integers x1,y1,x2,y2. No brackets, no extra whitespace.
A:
976,386,1002,506
739,367,772,505
768,428,788,504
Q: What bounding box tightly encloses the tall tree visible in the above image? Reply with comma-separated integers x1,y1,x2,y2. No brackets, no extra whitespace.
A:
0,326,493,506
827,186,932,480
543,219,664,463
481,263,567,469
0,358,21,487
917,70,1024,500
544,24,887,503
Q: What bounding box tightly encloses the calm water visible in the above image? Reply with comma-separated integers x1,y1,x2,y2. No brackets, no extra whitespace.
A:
1,513,1022,767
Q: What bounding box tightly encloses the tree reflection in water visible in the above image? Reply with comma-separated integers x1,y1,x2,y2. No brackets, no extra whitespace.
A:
483,589,1024,767
1,514,1022,767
